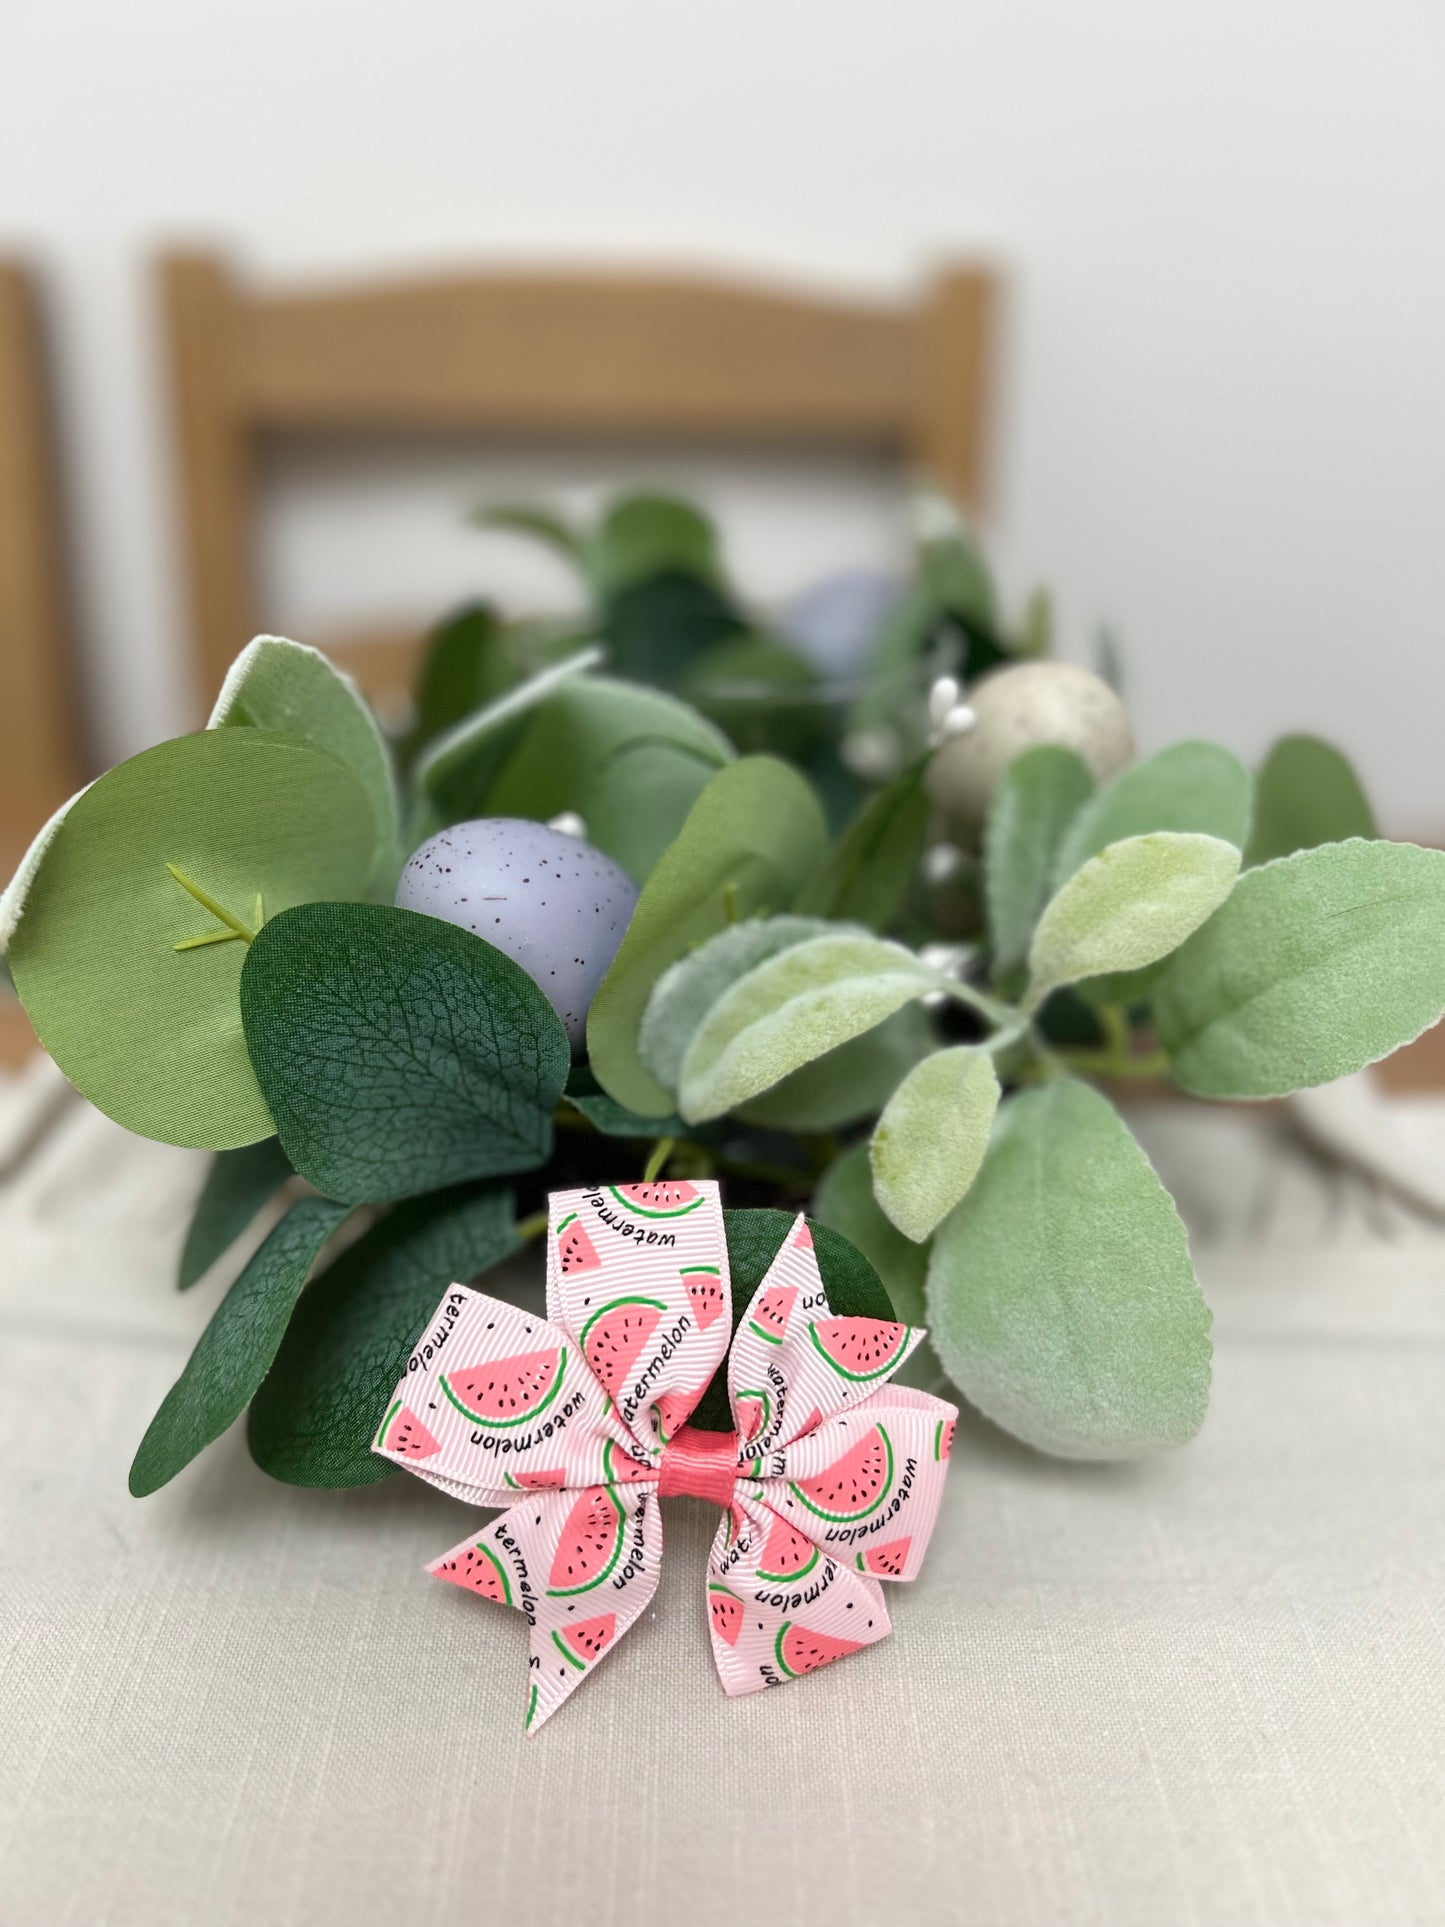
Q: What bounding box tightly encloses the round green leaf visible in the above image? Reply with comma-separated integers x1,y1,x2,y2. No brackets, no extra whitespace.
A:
1052,741,1252,887
8,731,376,1148
1155,839,1445,1098
927,1081,1212,1458
983,745,1095,988
1025,832,1241,1012
239,902,570,1204
1245,734,1377,868
586,757,829,1116
871,1045,1001,1243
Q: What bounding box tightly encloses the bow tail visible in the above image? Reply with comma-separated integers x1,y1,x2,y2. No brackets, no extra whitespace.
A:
703,1492,891,1698
429,1483,664,1733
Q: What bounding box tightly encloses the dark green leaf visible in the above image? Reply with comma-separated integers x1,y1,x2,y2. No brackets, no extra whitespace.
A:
591,492,721,595
689,1209,895,1430
239,903,570,1204
405,602,511,762
796,769,930,930
1245,734,1378,867
130,1195,352,1495
178,1137,294,1290
247,1182,518,1487
473,502,588,573
602,570,748,685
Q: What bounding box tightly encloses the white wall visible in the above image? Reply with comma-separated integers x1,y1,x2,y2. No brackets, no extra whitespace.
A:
4,0,1443,830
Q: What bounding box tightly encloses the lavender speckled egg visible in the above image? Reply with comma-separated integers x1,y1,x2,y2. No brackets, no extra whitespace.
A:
395,819,638,1048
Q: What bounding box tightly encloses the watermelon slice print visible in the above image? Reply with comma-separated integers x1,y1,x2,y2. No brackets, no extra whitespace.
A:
432,1542,511,1605
442,1346,565,1427
375,1400,440,1459
756,1512,819,1583
503,1467,566,1490
774,1621,864,1679
681,1264,724,1329
581,1297,664,1399
748,1284,797,1346
736,1388,771,1444
709,1584,743,1647
789,1423,893,1524
547,1486,627,1596
934,1415,955,1462
526,1683,539,1730
793,1219,814,1249
653,1388,694,1444
556,1212,601,1275
602,1437,656,1484
607,1181,704,1220
807,1318,909,1383
551,1614,617,1669
856,1537,910,1578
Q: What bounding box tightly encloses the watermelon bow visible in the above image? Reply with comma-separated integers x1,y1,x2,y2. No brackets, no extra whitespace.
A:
374,1179,957,1731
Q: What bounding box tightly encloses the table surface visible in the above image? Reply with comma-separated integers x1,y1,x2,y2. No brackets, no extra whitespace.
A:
1,1058,1442,1927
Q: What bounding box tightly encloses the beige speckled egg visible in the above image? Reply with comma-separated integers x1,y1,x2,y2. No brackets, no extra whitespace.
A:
925,660,1133,838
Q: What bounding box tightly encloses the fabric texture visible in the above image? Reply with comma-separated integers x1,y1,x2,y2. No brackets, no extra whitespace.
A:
1,1060,1442,1924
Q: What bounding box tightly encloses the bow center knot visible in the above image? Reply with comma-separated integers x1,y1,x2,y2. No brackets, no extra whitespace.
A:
657,1424,739,1507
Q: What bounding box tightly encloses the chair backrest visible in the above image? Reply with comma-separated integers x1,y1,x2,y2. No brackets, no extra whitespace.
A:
160,252,997,714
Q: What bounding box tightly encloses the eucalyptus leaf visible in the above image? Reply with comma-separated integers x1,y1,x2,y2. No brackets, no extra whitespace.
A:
812,1140,927,1323
8,731,376,1149
795,769,930,930
1245,734,1377,867
586,757,829,1116
208,636,400,896
604,571,747,686
405,602,511,762
1053,741,1252,887
984,745,1095,988
590,491,721,595
415,646,604,819
737,1004,935,1132
871,1045,1000,1243
927,1082,1212,1457
473,503,588,575
239,903,570,1203
562,1065,693,1139
247,1182,518,1486
178,1137,295,1290
677,932,944,1123
1025,832,1241,1012
0,786,87,958
1155,839,1445,1097
129,1195,352,1495
688,1209,895,1430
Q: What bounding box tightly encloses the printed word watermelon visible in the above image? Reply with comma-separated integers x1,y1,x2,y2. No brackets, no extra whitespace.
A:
774,1622,864,1679
789,1423,893,1524
581,1297,664,1399
375,1401,440,1460
550,1614,617,1670
709,1584,743,1647
547,1486,627,1596
557,1212,601,1275
442,1346,565,1428
748,1284,798,1346
808,1318,909,1383
757,1513,820,1583
607,1181,704,1219
856,1538,910,1578
434,1542,511,1605
681,1264,723,1329
736,1388,771,1444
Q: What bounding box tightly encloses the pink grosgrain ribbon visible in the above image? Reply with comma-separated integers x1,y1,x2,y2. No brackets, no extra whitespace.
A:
372,1179,958,1732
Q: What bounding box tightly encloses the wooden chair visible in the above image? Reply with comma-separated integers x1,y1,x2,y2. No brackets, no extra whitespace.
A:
159,252,997,715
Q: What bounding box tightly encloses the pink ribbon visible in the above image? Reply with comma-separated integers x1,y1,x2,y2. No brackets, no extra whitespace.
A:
373,1179,958,1732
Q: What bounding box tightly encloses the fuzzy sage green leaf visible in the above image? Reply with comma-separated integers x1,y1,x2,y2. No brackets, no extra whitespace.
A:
678,932,944,1123
927,1082,1212,1457
130,1194,352,1495
871,1045,1001,1243
984,745,1095,989
1245,734,1377,868
178,1137,294,1290
239,903,569,1203
1025,832,1241,1012
1155,839,1445,1097
1052,741,1252,887
812,1140,927,1323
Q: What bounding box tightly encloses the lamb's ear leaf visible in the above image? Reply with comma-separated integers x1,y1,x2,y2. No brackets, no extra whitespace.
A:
7,731,376,1149
208,636,400,897
983,745,1095,991
737,1004,934,1133
179,1138,295,1290
239,903,569,1205
1245,734,1377,867
1025,832,1241,1012
247,1182,518,1487
587,757,828,1116
927,1082,1211,1458
1155,839,1445,1098
677,932,944,1124
1052,741,1252,887
813,1140,927,1323
129,1195,352,1495
688,1209,894,1431
871,1045,1000,1243
795,768,930,931
589,491,722,595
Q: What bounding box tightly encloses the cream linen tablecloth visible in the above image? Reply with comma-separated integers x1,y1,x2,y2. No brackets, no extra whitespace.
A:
1,1059,1442,1927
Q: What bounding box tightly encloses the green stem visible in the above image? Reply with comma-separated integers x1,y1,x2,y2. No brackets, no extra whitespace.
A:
166,863,256,945
941,976,1018,1032
514,1210,549,1243
642,1136,675,1183
723,881,740,924
1054,1046,1172,1081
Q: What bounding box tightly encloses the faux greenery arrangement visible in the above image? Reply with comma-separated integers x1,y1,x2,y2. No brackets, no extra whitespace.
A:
4,490,1443,1499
